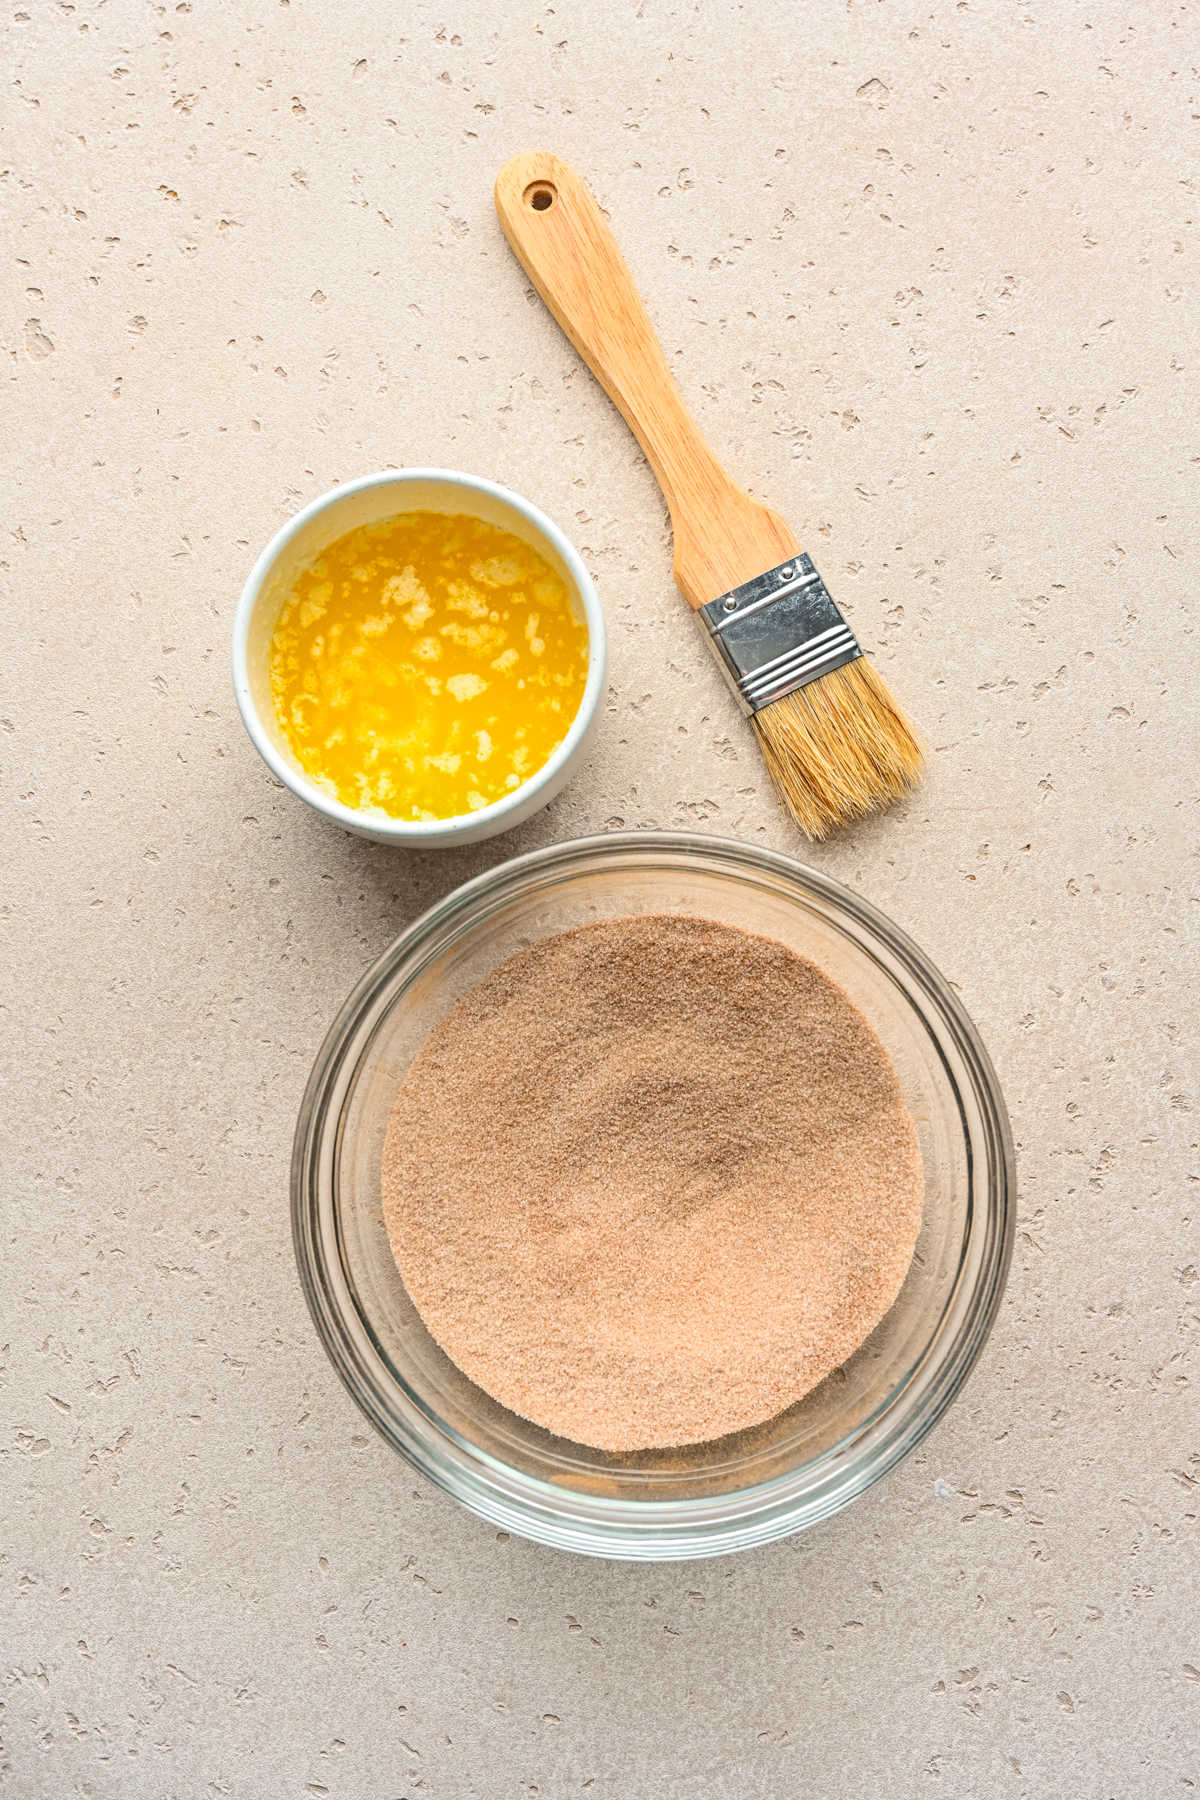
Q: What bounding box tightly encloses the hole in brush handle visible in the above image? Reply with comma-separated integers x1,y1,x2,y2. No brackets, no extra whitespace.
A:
524,181,556,211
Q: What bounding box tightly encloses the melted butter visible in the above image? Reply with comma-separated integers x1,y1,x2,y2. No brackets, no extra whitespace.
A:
269,511,589,820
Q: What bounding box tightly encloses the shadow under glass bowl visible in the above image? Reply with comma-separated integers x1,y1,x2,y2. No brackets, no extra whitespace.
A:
293,832,1015,1560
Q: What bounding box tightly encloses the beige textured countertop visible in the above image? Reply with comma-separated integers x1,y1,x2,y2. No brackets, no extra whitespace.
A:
4,3,1198,1794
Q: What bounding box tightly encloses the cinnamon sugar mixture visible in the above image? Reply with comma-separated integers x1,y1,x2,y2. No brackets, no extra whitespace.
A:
381,914,923,1452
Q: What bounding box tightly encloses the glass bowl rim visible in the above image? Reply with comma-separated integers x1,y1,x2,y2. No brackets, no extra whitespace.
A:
292,830,1016,1559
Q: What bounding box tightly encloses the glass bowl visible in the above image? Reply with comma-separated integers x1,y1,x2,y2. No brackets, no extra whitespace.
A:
293,833,1014,1560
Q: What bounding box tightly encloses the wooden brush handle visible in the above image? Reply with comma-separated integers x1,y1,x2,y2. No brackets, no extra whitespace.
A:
495,151,797,608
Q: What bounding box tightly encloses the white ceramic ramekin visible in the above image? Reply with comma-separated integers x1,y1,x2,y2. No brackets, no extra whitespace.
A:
232,468,606,846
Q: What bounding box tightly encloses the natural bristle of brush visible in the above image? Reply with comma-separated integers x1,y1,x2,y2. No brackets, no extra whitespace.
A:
751,658,923,838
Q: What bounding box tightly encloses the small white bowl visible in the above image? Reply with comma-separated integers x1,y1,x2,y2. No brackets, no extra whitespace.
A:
232,468,606,846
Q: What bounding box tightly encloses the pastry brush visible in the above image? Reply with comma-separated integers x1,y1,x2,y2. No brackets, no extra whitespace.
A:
494,152,922,837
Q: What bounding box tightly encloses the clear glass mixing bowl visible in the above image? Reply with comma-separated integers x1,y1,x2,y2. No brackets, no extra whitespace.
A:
293,833,1014,1559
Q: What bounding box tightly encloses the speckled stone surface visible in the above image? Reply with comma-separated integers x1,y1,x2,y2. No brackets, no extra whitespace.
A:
4,2,1198,1795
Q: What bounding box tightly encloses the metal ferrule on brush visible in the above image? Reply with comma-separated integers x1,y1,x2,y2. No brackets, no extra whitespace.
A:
697,553,862,716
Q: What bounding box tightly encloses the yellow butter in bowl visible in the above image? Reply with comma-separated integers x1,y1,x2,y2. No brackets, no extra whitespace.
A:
268,511,590,821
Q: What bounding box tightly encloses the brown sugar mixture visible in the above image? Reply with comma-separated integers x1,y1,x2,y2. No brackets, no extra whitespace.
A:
381,914,923,1452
